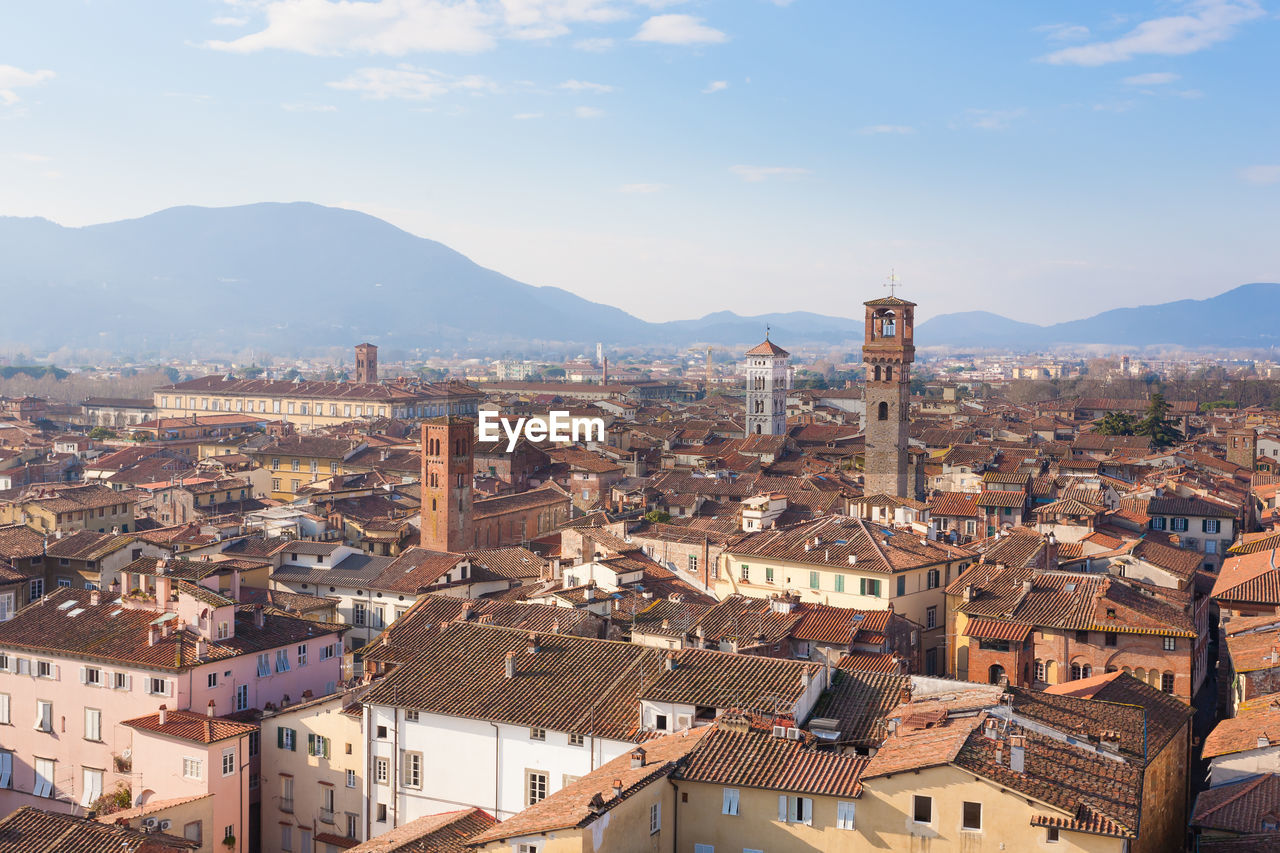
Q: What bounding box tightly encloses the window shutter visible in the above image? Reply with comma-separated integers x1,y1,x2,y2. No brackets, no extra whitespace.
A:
323,738,331,759
778,795,787,822
79,667,86,684
277,728,285,750
125,674,133,690
802,797,813,826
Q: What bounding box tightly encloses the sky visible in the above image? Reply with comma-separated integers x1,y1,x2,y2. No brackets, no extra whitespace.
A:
1,0,1278,325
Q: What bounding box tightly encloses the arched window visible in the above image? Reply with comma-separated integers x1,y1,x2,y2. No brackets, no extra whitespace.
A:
877,402,889,421
755,424,762,434
1070,662,1091,680
988,664,1005,685
884,365,893,381
431,499,437,511
873,365,882,382
1034,660,1045,682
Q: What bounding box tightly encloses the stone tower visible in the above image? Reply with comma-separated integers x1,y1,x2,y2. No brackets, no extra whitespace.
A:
744,335,790,436
355,343,378,384
420,418,474,552
1226,427,1257,471
863,295,915,497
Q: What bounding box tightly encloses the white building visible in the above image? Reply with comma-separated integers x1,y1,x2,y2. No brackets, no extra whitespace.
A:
743,336,790,437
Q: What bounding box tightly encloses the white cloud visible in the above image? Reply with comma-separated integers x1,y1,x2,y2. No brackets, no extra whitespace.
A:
1034,23,1090,41
857,124,914,135
730,165,810,182
1240,165,1280,185
634,14,727,45
1122,71,1180,85
573,36,614,51
702,80,728,94
207,0,498,55
513,111,544,119
0,65,55,106
282,102,338,111
619,182,666,193
961,108,1027,130
328,66,499,100
560,79,614,93
574,105,605,118
1041,0,1264,66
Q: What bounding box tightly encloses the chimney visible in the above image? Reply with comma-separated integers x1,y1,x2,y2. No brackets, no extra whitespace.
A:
89,590,100,607
611,778,623,798
664,652,677,672
630,748,646,769
148,624,161,646
1010,735,1025,772
158,705,168,726
504,650,517,679
207,700,216,718
527,633,540,655
254,607,265,629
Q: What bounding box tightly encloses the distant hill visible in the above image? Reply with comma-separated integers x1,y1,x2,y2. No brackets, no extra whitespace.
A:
916,283,1280,349
0,202,1273,355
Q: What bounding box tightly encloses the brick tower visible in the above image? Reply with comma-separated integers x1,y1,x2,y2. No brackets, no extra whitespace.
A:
863,294,915,498
420,418,474,552
744,335,790,437
1226,427,1257,471
355,343,378,384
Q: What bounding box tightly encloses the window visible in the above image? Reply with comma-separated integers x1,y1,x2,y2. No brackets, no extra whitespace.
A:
403,752,423,788
1075,630,1089,643
926,606,937,629
528,770,548,805
34,758,54,798
722,788,740,815
375,757,389,785
183,757,203,780
279,727,297,751
275,649,291,673
809,571,819,590
569,732,585,747
694,846,714,853
1161,672,1175,693
257,653,271,677
84,708,101,742
1149,517,1167,531
297,644,308,666
1163,636,1176,651
837,800,856,830
1034,660,1045,681
688,554,698,574
1047,826,1060,843
927,568,941,589
1171,517,1188,532
346,769,357,788
913,795,932,824
281,825,293,851
207,672,218,688
29,579,43,601
779,795,812,825
376,804,387,822
897,575,906,596
405,710,419,723
765,567,774,584
148,677,169,696
740,565,750,582
320,644,336,661
1105,632,1117,647
962,801,982,831
656,714,668,731
184,821,203,844
113,671,130,690
218,621,230,640
642,801,659,835
353,604,367,626
1204,518,1221,534
1070,662,1092,680
249,731,260,757
0,694,7,725
0,752,10,788
236,684,249,711
346,813,358,839
80,767,104,808
834,574,844,593
222,748,236,776
518,846,540,853
36,660,52,679
35,700,52,732
878,401,889,421
860,578,881,597
376,725,388,739
529,727,546,741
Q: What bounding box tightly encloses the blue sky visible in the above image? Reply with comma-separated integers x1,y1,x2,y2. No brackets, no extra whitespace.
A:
1,0,1277,325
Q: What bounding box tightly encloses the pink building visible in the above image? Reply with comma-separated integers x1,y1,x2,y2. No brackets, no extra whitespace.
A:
0,558,346,848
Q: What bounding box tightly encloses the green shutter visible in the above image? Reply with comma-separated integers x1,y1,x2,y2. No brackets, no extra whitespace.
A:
859,578,866,595
809,571,819,589
323,737,331,759
835,575,844,593
277,728,284,749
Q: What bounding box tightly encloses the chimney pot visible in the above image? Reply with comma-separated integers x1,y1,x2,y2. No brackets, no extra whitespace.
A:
664,652,677,671
630,748,646,769
158,705,168,726
504,650,517,679
612,779,623,797
207,700,216,718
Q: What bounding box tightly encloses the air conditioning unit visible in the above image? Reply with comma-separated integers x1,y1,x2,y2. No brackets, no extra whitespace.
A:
158,820,172,831
772,725,787,738
141,818,158,829
786,727,801,740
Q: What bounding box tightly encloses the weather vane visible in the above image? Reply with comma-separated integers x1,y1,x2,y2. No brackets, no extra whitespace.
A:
884,268,902,298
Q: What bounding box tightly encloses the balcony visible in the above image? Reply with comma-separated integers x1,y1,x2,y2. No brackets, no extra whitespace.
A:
279,798,294,814
320,808,335,824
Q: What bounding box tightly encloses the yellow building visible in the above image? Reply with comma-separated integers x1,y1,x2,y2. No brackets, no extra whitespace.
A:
719,515,972,675
259,690,367,852
248,435,367,501
0,482,137,534
154,376,482,432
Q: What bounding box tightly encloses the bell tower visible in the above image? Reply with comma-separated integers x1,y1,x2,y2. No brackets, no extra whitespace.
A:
743,334,790,437
863,287,915,498
420,417,474,552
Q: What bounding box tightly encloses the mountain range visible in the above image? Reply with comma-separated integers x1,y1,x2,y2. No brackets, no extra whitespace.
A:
0,202,1274,355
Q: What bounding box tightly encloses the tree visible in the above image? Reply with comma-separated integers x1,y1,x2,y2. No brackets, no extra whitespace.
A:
131,430,151,443
1135,393,1183,448
88,427,117,440
1094,411,1136,436
545,367,566,378
644,509,672,524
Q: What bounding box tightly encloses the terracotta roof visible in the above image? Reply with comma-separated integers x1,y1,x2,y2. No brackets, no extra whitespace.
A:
677,724,867,797
1193,774,1280,835
122,708,259,743
0,807,198,853
928,491,980,518
809,668,908,746
1214,550,1280,606
963,618,1032,642
1204,704,1280,758
744,338,790,358
345,808,495,853
725,515,968,575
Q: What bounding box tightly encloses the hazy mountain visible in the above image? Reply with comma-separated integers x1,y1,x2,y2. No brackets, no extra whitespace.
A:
0,202,1273,356
916,283,1280,350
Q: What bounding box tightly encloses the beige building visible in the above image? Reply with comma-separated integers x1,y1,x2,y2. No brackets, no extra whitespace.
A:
718,514,972,675
259,690,366,852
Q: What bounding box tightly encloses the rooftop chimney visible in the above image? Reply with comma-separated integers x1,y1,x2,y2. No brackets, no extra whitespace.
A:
1010,735,1026,773
611,779,623,798
504,650,517,679
254,606,265,629
158,705,168,726
207,700,216,718
148,624,161,646
630,748,646,769
664,652,677,672
527,633,540,655
89,590,100,606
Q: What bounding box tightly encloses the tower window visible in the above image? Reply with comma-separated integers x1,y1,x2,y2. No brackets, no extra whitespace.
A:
873,365,882,382
884,365,893,381
883,318,896,337
878,402,888,421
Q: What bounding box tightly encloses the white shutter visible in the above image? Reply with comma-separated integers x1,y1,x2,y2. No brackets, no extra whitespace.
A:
79,667,87,684
0,752,10,788
778,795,788,822
802,797,813,826
126,674,133,690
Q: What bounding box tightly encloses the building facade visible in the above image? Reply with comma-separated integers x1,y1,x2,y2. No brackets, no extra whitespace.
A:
743,337,789,437
863,295,915,498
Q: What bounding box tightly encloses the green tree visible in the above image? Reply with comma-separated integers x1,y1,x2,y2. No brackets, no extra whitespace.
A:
1135,393,1183,448
643,509,672,524
545,367,566,378
1094,411,1136,436
88,426,117,440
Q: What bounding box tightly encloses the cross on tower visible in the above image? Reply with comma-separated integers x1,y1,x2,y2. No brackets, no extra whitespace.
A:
884,269,902,298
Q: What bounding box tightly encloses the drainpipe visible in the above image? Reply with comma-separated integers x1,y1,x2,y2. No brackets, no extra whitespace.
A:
490,722,501,818
669,779,680,853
